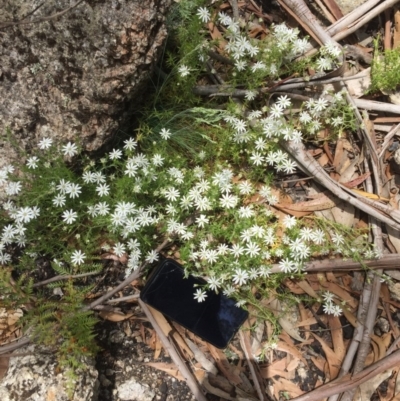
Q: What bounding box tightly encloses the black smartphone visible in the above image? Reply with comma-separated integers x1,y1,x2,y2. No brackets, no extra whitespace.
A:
140,258,248,348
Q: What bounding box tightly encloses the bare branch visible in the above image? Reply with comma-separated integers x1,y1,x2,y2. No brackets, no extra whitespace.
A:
84,238,171,311
33,271,101,288
139,300,208,401
290,331,400,401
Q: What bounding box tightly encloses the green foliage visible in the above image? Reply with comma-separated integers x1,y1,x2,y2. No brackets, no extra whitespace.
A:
19,280,99,394
370,40,400,93
0,268,34,308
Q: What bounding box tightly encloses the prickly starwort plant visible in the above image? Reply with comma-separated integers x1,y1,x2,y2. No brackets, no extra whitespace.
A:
0,0,382,390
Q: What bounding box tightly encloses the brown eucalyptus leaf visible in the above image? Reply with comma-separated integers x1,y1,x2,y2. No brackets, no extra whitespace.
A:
145,362,185,381
387,191,400,252
354,370,392,401
351,189,389,202
207,22,227,50
275,192,336,212
395,9,400,49
341,171,371,188
328,315,345,362
272,377,304,398
331,200,355,228
311,333,341,379
98,310,134,322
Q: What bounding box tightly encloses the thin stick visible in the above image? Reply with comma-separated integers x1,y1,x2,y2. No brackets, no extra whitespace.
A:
207,50,234,65
192,73,368,98
340,273,382,401
272,72,370,91
0,0,86,29
314,0,336,24
282,0,340,45
105,294,140,304
139,300,208,401
350,162,384,401
229,0,240,22
290,347,400,401
354,98,400,115
331,147,384,401
379,123,400,159
0,337,31,355
33,271,101,287
268,254,400,273
239,329,267,401
326,0,381,37
280,139,400,230
20,1,46,21
327,276,371,401
332,0,400,42
386,334,400,355
85,238,171,311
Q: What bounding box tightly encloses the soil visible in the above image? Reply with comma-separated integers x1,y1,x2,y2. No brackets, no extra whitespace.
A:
95,312,197,401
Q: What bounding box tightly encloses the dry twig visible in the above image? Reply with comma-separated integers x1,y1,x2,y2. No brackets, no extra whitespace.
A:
290,347,400,401
85,238,171,311
280,139,400,230
239,328,268,401
0,0,86,29
139,300,208,401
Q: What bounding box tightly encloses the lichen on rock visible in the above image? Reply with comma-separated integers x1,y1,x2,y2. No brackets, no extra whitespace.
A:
0,0,172,166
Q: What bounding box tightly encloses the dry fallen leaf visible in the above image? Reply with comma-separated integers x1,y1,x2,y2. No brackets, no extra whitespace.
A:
186,338,217,375
394,9,400,49
328,315,345,363
207,344,242,385
260,358,288,379
351,189,389,202
154,333,162,359
275,192,336,213
354,369,392,401
275,337,308,365
98,310,134,322
341,172,371,188
207,21,227,50
386,191,400,252
270,298,304,342
145,362,185,381
272,377,305,398
311,333,342,379
344,68,371,98
311,354,327,373
371,334,388,361
331,200,355,228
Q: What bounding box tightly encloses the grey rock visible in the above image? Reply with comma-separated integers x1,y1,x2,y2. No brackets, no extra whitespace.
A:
0,344,98,401
109,330,125,344
0,0,171,167
115,378,155,401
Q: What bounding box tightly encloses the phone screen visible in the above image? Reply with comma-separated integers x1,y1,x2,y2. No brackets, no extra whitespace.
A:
140,259,248,348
